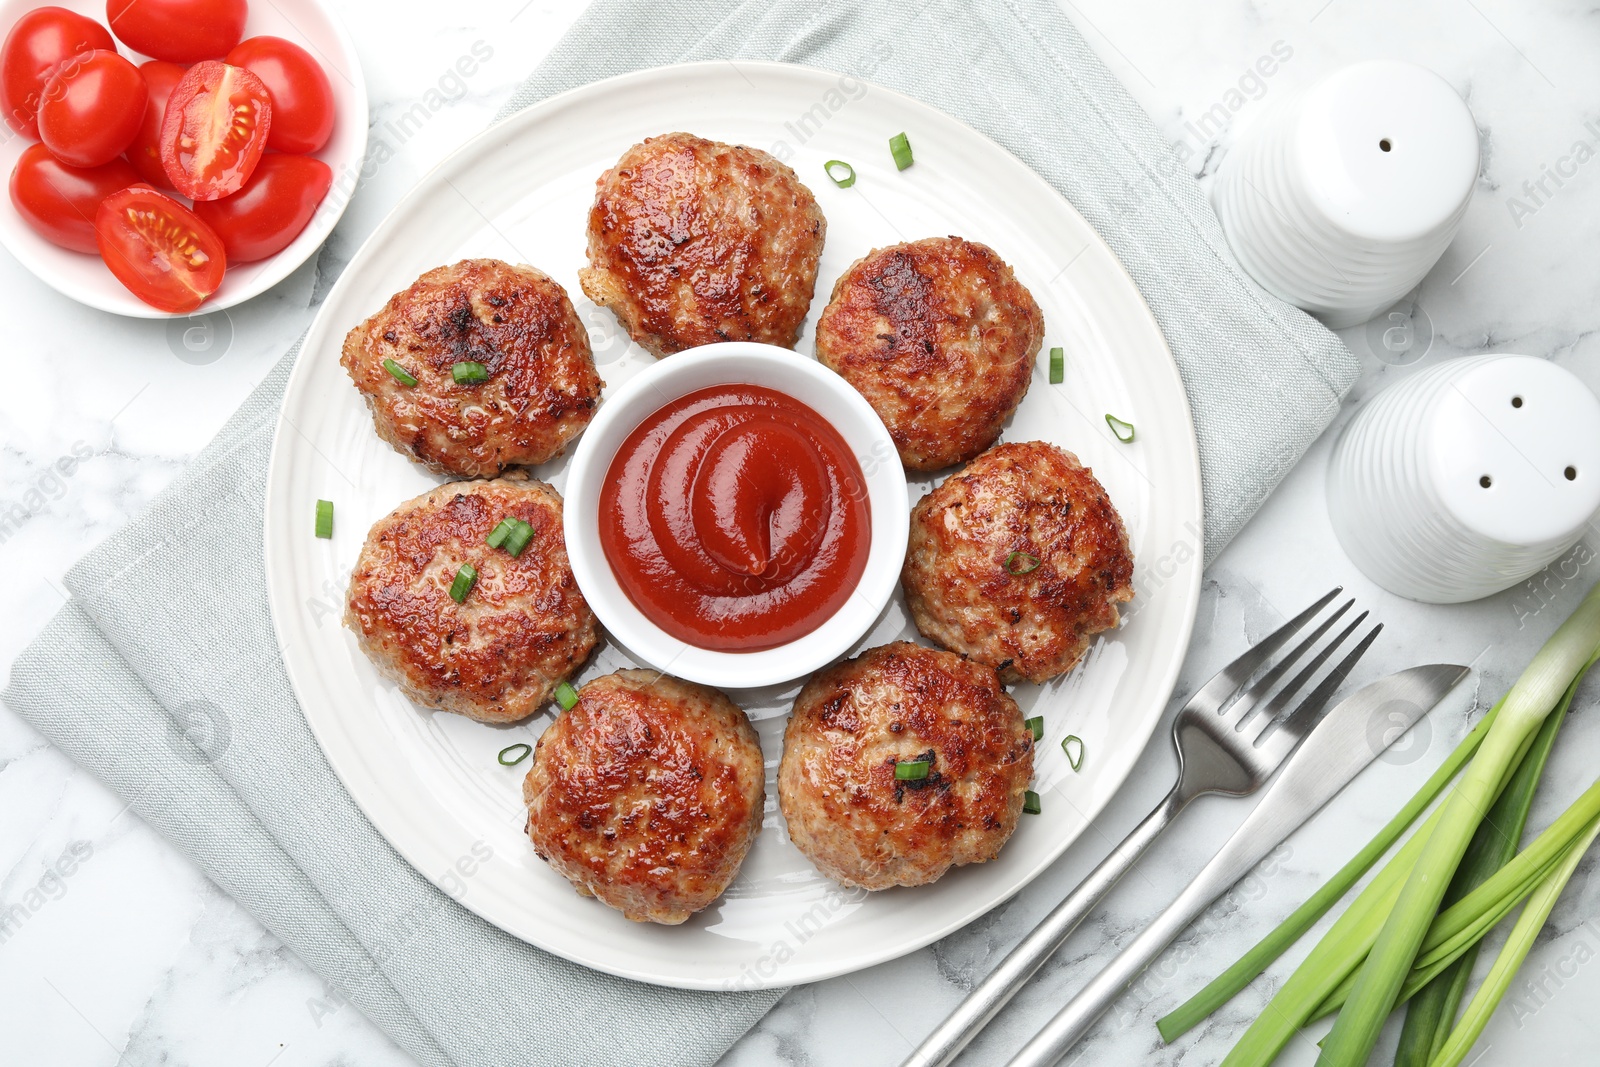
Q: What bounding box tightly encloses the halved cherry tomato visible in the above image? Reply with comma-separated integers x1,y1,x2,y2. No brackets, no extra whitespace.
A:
124,60,187,189
37,49,146,168
1,7,116,138
160,60,271,201
192,152,330,262
96,184,226,312
106,0,247,64
10,142,138,252
225,36,334,154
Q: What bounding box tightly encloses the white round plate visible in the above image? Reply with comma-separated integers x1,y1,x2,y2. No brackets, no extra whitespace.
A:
0,0,367,318
263,61,1203,990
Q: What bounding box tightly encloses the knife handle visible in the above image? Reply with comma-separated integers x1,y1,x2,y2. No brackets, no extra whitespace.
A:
899,784,1189,1067
1004,851,1232,1067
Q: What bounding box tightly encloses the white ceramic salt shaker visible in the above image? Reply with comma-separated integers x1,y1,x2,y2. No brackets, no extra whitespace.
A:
1213,60,1479,328
1327,355,1600,603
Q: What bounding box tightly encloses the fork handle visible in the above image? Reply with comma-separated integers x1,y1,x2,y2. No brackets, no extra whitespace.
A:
899,783,1190,1067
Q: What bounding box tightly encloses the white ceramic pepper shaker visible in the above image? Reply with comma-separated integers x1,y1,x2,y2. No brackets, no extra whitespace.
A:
1327,355,1600,603
1213,60,1479,328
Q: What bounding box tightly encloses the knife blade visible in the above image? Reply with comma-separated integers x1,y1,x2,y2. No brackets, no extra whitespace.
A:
1006,662,1472,1067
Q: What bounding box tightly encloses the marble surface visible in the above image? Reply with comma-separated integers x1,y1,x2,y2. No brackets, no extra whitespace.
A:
2,0,1598,1064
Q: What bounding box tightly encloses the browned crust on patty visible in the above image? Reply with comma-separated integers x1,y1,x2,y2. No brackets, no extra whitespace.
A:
814,236,1044,471
778,642,1032,890
523,669,766,924
579,132,826,358
341,259,603,477
902,442,1134,684
344,477,597,723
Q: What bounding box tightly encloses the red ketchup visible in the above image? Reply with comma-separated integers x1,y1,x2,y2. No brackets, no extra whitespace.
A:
600,384,871,652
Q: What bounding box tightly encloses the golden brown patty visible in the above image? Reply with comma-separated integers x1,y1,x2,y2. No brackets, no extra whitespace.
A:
903,442,1134,684
579,132,826,358
778,642,1032,890
341,259,603,478
344,477,597,723
523,669,766,924
814,236,1044,472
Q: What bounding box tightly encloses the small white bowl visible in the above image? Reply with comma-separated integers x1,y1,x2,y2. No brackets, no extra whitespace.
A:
0,0,367,318
564,342,909,690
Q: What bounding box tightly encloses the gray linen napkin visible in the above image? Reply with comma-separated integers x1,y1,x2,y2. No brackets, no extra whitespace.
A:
5,2,1358,1066
5,348,782,1067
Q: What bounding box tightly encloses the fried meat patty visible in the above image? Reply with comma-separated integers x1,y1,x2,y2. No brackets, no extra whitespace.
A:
523,669,766,924
579,132,826,357
345,477,596,723
341,259,603,478
903,442,1134,685
814,236,1044,471
778,642,1032,890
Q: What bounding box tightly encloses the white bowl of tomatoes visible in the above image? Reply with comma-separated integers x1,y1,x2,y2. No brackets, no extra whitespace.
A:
0,0,366,316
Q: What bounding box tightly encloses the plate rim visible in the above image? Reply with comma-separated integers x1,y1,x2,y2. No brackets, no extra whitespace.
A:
263,58,1204,989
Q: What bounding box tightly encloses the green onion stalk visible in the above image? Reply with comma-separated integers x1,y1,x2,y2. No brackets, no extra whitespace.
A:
1427,814,1600,1067
1199,659,1595,1067
1307,772,1600,1021
1319,580,1600,1066
1391,677,1573,1067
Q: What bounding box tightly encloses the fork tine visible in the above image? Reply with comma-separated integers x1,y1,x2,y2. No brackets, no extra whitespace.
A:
1222,599,1354,729
1246,611,1369,743
1189,587,1343,711
1256,622,1384,763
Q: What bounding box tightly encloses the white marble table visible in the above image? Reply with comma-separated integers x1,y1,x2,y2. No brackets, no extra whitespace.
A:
2,1,1597,1064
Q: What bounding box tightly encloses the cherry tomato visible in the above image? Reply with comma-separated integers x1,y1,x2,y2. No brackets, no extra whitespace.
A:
37,49,146,168
225,36,333,155
10,142,138,252
106,0,247,64
192,152,330,262
1,6,116,138
160,60,271,201
123,60,186,189
96,184,226,312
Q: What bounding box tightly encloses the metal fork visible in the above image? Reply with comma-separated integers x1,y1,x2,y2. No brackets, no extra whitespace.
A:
901,588,1378,1067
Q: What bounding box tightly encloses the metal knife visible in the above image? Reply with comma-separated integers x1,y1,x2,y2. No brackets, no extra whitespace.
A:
1005,662,1471,1067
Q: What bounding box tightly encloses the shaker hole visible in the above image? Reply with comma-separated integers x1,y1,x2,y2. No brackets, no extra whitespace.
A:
1566,466,1578,481
1511,395,1524,408
1379,138,1393,152
1480,475,1493,488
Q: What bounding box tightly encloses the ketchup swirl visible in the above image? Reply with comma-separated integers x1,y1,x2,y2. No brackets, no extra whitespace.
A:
599,384,871,651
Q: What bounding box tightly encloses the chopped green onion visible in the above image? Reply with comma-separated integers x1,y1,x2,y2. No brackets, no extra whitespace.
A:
448,563,477,603
497,743,531,766
554,681,579,710
1023,790,1042,815
314,499,333,538
1049,346,1064,384
451,361,489,384
894,759,931,781
1006,551,1041,575
502,518,535,558
823,159,856,187
486,517,516,550
382,359,418,386
889,131,914,170
1062,735,1085,772
1106,413,1135,442
1026,716,1044,742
